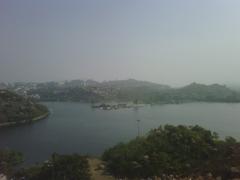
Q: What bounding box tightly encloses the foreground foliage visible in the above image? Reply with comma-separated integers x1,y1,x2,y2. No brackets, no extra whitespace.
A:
15,153,91,180
0,149,23,176
0,151,91,180
102,125,239,178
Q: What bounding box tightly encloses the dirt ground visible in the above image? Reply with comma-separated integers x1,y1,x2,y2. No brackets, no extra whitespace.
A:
88,158,115,180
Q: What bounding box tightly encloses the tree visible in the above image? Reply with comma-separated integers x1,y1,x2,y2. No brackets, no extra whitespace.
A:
102,125,238,178
15,153,91,180
0,149,23,176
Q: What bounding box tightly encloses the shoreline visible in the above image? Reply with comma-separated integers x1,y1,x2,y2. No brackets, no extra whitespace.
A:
0,112,50,128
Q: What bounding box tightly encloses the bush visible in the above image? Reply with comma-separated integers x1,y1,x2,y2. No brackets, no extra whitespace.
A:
0,149,23,176
15,153,91,180
102,125,238,178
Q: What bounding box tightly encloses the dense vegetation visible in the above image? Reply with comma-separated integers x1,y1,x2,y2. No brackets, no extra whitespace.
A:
26,80,240,103
151,83,240,103
0,90,48,125
0,152,90,180
14,154,91,180
29,86,103,102
102,125,240,179
0,149,23,176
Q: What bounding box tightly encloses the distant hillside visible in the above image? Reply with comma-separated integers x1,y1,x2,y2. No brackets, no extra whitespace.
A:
28,87,104,102
101,79,170,90
27,79,169,102
179,83,238,100
152,83,240,103
227,83,240,92
0,90,49,126
13,80,240,103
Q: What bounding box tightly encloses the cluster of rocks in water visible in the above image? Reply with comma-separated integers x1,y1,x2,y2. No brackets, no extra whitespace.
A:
92,103,143,110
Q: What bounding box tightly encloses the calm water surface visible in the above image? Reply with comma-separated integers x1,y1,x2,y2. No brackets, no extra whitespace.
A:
0,102,240,165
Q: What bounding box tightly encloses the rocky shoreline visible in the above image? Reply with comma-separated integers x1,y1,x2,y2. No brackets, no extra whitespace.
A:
0,112,49,128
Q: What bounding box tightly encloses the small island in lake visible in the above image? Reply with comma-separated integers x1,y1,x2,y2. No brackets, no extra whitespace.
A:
91,103,144,110
0,90,49,127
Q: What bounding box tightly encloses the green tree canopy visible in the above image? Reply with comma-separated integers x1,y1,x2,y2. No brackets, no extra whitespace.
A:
102,125,238,178
15,153,91,180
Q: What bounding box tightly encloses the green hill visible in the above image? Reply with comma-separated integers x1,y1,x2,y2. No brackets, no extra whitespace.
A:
24,80,240,103
0,90,49,126
151,83,240,103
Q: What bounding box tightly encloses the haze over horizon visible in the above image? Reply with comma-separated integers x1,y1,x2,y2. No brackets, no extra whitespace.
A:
1,0,240,86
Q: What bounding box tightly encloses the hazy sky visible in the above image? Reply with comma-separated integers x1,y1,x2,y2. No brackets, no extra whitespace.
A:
1,0,240,86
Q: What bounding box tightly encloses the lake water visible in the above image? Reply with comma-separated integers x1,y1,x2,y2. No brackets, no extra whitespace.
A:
1,102,240,165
